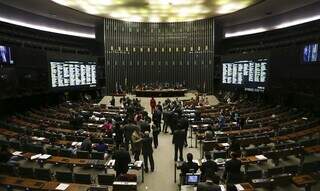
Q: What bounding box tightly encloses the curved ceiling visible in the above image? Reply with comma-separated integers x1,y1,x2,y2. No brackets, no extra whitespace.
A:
50,0,261,22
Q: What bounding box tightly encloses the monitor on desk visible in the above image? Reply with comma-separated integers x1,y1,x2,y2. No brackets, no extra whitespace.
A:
185,173,200,185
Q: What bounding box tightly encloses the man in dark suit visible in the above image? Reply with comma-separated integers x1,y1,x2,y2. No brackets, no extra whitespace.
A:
142,132,154,172
181,153,199,176
113,147,131,177
200,153,218,182
173,127,186,161
197,172,221,191
177,115,189,147
223,152,242,184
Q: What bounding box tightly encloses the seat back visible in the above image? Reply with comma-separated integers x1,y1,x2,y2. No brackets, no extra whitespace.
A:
98,174,115,186
77,150,90,159
55,171,73,183
92,151,105,160
47,147,60,156
74,173,92,184
60,149,73,158
19,166,34,179
34,168,52,181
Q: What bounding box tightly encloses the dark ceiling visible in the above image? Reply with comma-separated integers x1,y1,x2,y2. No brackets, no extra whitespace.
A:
0,0,319,28
216,0,320,27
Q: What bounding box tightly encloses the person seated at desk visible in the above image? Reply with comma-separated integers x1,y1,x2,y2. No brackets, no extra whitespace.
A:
113,147,131,177
223,152,242,184
95,139,108,153
181,153,199,177
200,154,218,182
197,172,221,191
80,136,92,152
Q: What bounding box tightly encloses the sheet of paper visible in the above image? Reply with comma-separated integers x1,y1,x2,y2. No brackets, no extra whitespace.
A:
221,143,230,147
255,155,268,160
235,184,244,191
39,154,51,160
31,154,41,160
12,151,23,156
220,185,226,191
134,160,143,167
55,183,70,190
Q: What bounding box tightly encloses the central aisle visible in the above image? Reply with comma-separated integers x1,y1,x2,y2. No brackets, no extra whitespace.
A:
100,93,219,191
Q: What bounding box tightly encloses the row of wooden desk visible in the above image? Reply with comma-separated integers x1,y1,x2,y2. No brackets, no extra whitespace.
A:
272,126,320,142
0,176,92,191
174,155,268,183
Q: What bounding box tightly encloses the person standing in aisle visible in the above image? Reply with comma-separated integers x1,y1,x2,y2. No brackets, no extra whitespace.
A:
150,97,156,114
142,132,154,172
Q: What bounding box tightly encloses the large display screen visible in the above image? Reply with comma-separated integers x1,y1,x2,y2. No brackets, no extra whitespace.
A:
0,45,14,65
303,43,320,63
222,58,267,92
50,61,96,88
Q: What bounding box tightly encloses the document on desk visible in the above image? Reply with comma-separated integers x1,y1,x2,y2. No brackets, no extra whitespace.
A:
255,155,268,160
134,160,143,168
219,185,226,191
192,160,200,166
12,151,23,156
31,154,42,160
235,184,244,191
221,143,230,147
55,183,70,190
39,154,52,160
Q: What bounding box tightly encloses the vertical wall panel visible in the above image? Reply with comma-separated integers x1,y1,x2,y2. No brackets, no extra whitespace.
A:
104,18,215,93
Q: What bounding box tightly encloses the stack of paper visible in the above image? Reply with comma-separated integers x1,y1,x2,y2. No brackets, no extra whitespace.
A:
39,154,52,160
56,183,70,190
220,185,227,191
221,143,230,147
255,155,268,160
107,160,115,167
235,184,244,191
134,161,143,167
12,151,23,156
31,154,42,160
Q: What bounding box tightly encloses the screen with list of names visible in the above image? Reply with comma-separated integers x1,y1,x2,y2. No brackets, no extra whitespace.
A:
222,58,267,92
50,61,96,88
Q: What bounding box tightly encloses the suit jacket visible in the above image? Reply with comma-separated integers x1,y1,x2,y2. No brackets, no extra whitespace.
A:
113,149,131,173
223,158,242,183
172,129,186,146
181,161,199,175
142,136,153,155
197,181,221,191
200,160,218,178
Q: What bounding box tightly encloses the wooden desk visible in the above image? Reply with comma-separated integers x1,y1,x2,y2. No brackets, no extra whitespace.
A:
304,145,320,154
0,176,47,190
0,128,18,138
272,126,320,142
292,175,316,191
180,183,254,191
0,176,91,191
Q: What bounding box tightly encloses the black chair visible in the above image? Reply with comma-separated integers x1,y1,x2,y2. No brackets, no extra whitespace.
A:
103,138,114,145
283,165,299,175
98,174,115,186
60,149,73,158
0,163,16,176
55,171,73,183
302,162,319,173
266,167,283,177
92,152,105,160
34,168,52,181
9,141,21,150
74,173,92,184
66,135,76,141
213,150,227,159
246,170,262,179
77,150,90,159
31,144,44,153
19,166,34,179
47,147,60,156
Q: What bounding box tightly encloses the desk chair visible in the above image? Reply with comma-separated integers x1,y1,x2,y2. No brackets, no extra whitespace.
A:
213,150,227,159
74,173,92,184
98,174,115,186
92,151,105,160
46,147,60,156
245,169,262,180
302,161,319,173
66,135,76,141
19,166,34,179
55,171,73,183
32,144,44,153
60,149,73,158
77,150,90,159
9,141,21,150
34,168,52,181
266,167,283,177
283,165,299,175
0,163,16,176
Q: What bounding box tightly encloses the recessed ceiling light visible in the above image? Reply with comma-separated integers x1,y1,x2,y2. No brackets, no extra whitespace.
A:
50,0,260,22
